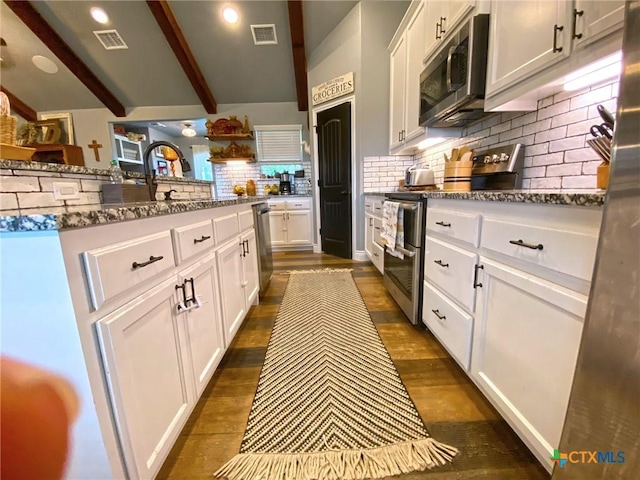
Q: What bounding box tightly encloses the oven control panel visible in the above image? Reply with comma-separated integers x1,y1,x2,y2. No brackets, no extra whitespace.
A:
472,144,523,175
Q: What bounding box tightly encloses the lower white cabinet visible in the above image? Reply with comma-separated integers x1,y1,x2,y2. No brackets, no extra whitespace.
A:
216,229,259,346
96,277,192,480
269,210,312,247
472,257,586,471
177,255,225,397
364,196,385,273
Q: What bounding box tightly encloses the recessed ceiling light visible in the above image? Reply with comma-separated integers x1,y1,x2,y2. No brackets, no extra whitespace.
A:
31,55,58,74
223,7,239,24
90,7,109,24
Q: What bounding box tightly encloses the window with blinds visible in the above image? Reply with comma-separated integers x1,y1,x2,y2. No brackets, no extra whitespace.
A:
254,125,303,163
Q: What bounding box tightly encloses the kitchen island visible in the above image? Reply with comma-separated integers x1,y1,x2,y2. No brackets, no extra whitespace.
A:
0,196,266,479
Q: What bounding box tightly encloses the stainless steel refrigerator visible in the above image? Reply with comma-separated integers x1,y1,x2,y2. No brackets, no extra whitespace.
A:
552,2,640,478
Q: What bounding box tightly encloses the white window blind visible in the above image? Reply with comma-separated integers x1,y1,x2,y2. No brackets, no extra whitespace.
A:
254,125,303,163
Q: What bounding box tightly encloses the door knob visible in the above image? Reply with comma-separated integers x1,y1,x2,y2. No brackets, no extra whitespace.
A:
340,190,349,195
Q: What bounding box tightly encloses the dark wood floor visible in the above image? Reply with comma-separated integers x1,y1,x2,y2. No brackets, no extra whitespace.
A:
158,252,550,480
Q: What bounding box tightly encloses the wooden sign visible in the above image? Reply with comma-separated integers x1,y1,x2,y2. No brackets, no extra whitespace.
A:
312,72,354,106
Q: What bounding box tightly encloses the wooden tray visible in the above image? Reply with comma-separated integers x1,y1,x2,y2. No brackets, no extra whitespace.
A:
0,143,36,161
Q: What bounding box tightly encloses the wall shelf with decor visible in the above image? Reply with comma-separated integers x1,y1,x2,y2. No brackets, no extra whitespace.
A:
208,155,256,164
204,133,254,142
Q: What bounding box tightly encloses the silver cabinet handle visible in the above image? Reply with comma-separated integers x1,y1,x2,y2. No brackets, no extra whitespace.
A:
393,245,416,257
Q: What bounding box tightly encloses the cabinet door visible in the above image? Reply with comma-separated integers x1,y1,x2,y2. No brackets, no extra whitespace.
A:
389,34,407,151
268,211,286,246
241,229,260,306
574,0,625,48
216,239,246,346
445,0,475,36
404,1,426,143
286,210,312,245
364,213,374,259
178,255,225,397
486,0,572,97
96,278,191,480
472,257,586,472
423,0,444,61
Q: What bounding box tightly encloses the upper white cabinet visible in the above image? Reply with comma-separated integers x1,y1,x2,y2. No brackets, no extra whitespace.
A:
485,0,624,111
486,1,572,98
573,0,625,49
423,0,476,62
389,1,426,153
114,134,143,165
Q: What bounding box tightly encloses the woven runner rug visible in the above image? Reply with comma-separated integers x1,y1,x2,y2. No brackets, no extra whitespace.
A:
215,269,457,480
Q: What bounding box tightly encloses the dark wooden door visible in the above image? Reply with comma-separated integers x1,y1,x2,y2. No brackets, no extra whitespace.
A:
317,102,352,259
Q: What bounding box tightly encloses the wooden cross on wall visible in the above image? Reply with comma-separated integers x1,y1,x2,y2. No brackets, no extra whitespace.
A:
88,140,103,162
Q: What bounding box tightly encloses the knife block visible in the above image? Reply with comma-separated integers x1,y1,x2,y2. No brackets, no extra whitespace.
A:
597,162,610,190
102,183,152,204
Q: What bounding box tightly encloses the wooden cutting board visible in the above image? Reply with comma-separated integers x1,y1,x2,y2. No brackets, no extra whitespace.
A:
0,143,36,161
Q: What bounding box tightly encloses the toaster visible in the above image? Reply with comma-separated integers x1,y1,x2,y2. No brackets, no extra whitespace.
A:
405,165,435,186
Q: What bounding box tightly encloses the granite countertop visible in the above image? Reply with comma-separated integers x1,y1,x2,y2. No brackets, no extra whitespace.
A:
363,189,606,207
0,159,214,185
0,196,269,233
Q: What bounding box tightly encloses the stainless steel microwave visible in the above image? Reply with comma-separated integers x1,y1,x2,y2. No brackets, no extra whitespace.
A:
419,14,489,128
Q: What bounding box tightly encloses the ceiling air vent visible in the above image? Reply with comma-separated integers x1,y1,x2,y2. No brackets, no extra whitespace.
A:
93,30,128,50
251,24,278,45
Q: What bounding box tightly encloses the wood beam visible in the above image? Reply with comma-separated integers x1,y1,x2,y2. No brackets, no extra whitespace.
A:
146,0,217,114
4,1,126,117
0,87,37,121
287,1,308,112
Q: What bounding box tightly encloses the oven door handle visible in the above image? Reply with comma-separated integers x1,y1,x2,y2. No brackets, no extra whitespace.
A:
390,245,417,257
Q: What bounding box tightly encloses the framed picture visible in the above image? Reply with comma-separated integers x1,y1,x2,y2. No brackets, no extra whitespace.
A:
39,113,74,145
155,146,164,158
35,120,63,144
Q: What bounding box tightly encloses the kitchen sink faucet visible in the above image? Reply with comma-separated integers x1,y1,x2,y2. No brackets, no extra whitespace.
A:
142,141,186,201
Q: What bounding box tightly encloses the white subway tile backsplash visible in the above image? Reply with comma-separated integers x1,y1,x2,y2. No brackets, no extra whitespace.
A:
1,176,40,192
549,135,585,153
0,193,18,210
537,99,570,120
562,175,596,189
511,112,537,128
534,126,567,143
499,126,524,142
531,152,564,166
530,177,562,189
525,143,550,156
546,163,582,177
550,107,588,128
567,118,598,137
564,147,601,163
570,84,612,110
17,192,64,209
491,121,512,135
65,193,101,206
523,167,546,178
582,160,603,175
523,118,552,136
39,178,80,193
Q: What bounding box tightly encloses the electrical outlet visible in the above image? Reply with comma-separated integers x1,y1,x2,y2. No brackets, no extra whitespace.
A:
53,182,80,200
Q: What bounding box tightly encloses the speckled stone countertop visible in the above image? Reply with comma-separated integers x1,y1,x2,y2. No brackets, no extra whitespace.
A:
0,159,214,185
0,196,268,233
363,189,606,207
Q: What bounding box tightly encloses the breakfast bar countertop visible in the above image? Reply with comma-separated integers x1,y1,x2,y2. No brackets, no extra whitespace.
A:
0,196,269,233
363,189,607,207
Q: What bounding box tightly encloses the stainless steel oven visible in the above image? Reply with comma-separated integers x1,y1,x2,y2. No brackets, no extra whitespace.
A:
382,194,426,325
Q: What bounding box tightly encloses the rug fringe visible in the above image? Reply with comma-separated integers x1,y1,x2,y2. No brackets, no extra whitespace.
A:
287,268,354,274
214,438,458,480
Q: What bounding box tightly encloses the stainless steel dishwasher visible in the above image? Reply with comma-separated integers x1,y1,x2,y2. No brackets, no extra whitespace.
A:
252,202,273,296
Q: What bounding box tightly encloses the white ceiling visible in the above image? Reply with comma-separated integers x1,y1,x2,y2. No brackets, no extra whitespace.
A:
0,0,361,112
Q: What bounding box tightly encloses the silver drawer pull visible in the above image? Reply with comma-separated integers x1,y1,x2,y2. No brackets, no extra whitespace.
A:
132,255,163,269
509,239,544,250
193,235,211,244
434,259,449,268
432,309,446,320
435,221,451,227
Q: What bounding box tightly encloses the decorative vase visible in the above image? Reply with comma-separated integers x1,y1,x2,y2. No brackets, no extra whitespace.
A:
223,140,242,158
226,115,243,135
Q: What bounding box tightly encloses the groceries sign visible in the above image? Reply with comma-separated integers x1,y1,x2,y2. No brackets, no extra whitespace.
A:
312,72,354,106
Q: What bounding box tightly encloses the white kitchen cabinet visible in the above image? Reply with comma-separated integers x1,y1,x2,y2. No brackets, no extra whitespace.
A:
241,228,260,306
389,1,426,153
114,134,143,165
472,257,586,472
96,277,192,480
365,212,375,259
216,238,246,345
177,255,225,398
267,199,313,249
573,0,625,49
423,0,475,62
486,0,573,98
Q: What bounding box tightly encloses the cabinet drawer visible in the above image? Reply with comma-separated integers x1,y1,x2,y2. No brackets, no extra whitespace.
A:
423,281,473,371
371,240,384,274
424,236,478,312
84,231,175,309
481,218,599,282
238,209,254,232
286,198,311,210
268,200,286,211
372,198,384,217
213,213,240,245
172,220,214,265
427,208,481,247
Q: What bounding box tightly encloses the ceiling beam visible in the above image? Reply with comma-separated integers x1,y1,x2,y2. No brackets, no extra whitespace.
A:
4,1,126,117
0,87,38,122
147,0,217,114
287,1,308,112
